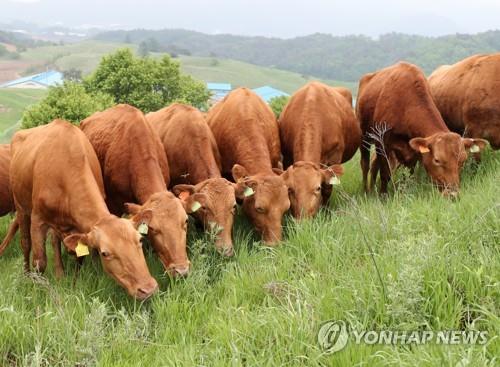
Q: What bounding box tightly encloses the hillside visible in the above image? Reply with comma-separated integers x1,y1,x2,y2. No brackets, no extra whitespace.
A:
95,29,500,81
178,56,355,93
1,40,356,92
0,88,46,143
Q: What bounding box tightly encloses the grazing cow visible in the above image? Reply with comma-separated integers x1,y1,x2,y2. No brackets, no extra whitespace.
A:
207,88,290,244
0,145,18,254
147,103,237,256
81,104,197,277
279,82,360,218
0,144,13,217
10,120,158,299
429,54,500,149
332,86,353,107
357,62,488,197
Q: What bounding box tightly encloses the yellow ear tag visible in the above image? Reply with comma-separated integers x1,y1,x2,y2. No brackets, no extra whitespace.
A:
470,144,480,153
329,176,341,185
75,242,90,257
244,187,254,197
419,146,430,154
191,201,201,212
138,222,148,235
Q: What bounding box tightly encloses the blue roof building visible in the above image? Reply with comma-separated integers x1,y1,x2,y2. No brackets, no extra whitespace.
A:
0,70,63,89
252,86,289,103
207,82,232,103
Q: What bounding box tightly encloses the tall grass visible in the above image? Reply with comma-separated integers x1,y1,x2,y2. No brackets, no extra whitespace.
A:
0,150,498,366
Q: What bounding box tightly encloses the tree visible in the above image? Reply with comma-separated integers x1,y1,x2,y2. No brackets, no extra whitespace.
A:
21,81,114,129
63,68,83,82
85,48,210,112
269,96,290,118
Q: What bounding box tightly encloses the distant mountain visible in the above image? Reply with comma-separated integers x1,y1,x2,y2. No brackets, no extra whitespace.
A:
95,29,500,81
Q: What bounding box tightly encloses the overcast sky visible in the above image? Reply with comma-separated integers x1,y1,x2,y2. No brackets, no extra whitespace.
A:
1,0,499,38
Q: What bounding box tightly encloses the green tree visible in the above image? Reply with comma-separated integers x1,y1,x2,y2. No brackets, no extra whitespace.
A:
269,96,290,118
21,81,114,129
85,48,210,112
63,68,83,82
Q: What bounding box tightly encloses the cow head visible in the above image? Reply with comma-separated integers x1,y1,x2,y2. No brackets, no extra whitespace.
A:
282,161,344,219
232,164,290,245
63,216,158,300
173,178,237,257
409,133,488,197
124,191,191,277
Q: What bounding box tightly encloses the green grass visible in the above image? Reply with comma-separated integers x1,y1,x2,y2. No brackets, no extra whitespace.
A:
0,149,498,366
0,89,46,143
178,56,356,94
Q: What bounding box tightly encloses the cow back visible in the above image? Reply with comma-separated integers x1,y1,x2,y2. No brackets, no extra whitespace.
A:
207,88,281,176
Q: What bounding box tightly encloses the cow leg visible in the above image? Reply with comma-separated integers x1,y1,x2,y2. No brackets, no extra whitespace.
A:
18,213,32,273
0,215,19,256
369,155,380,192
51,231,64,279
360,135,371,192
378,152,392,194
30,215,49,273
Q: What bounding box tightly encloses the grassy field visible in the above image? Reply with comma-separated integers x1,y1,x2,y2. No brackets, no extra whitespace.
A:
178,56,356,93
0,89,46,143
0,148,498,366
13,40,355,93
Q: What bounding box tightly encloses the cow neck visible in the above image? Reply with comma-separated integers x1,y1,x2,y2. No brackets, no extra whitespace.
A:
188,153,222,184
131,158,168,204
409,113,450,139
71,180,111,234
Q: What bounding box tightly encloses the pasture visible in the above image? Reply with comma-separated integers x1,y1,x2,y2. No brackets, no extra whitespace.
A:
0,89,46,143
0,148,498,366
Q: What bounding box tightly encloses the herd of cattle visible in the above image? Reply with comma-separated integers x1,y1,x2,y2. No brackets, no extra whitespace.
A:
0,54,498,300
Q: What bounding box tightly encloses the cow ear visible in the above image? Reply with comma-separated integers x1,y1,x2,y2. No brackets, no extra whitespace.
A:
462,138,488,152
172,184,196,202
131,209,153,228
322,164,344,185
409,137,431,154
232,164,248,182
183,193,208,214
63,233,93,254
124,203,142,215
233,180,257,200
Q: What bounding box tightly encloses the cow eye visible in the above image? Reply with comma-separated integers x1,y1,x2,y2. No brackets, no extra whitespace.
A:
101,250,110,258
433,158,441,165
255,206,266,214
315,186,322,193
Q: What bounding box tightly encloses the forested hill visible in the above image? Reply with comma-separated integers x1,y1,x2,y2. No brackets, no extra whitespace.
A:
95,29,500,81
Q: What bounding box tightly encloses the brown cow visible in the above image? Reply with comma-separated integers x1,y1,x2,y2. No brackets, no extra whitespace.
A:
0,145,18,254
0,144,13,217
429,54,500,149
357,62,488,197
81,104,197,277
147,103,237,256
207,88,290,244
332,86,353,107
279,82,360,218
10,120,158,299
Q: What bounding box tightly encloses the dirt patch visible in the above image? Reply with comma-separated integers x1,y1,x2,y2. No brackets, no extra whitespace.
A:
0,60,42,84
0,104,11,113
0,43,17,53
